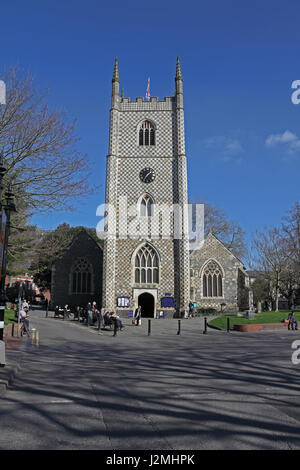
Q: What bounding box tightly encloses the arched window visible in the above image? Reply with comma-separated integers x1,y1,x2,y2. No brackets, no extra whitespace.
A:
138,121,155,146
140,194,153,216
202,260,223,297
134,244,159,284
71,257,93,294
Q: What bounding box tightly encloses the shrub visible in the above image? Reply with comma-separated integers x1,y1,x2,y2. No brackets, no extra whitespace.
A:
196,308,217,314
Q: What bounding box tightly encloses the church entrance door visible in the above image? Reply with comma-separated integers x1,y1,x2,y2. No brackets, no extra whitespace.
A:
138,292,155,318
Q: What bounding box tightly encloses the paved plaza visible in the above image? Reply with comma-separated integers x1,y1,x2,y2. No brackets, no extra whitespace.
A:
1,309,300,450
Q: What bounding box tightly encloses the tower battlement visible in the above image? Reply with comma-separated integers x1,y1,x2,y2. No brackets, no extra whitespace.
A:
119,96,175,111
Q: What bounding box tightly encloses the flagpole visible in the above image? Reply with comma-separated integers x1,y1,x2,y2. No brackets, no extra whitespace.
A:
145,77,150,100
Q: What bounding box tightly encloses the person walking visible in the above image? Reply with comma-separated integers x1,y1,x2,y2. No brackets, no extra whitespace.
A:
75,306,80,321
92,301,97,324
188,301,194,318
288,311,298,330
63,304,71,320
111,312,124,330
134,305,142,326
87,302,93,326
18,306,26,331
96,309,104,334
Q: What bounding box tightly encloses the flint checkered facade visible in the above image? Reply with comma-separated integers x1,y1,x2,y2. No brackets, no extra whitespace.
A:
102,60,190,317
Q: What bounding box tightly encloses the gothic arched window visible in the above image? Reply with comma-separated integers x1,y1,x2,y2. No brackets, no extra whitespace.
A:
71,257,93,294
202,260,223,297
139,121,155,146
140,194,153,216
134,244,159,284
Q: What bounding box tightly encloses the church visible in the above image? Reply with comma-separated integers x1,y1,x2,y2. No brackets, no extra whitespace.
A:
51,58,250,317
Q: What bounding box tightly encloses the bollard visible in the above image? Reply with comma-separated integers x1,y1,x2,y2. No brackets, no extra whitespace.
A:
0,340,5,367
177,319,181,335
148,319,151,336
31,329,39,346
227,317,230,333
12,323,14,337
113,320,117,337
203,317,208,334
31,328,36,345
0,305,5,342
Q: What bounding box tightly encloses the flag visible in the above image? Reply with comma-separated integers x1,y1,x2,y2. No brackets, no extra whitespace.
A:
145,77,150,100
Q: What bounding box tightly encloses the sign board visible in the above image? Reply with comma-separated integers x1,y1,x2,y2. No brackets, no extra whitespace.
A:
117,297,130,308
161,296,174,308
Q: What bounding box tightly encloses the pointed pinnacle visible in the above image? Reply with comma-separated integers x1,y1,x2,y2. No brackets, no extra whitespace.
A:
112,57,120,82
176,56,183,80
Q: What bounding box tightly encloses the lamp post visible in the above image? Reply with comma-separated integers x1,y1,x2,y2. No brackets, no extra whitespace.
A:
0,154,16,366
0,156,7,366
17,282,23,338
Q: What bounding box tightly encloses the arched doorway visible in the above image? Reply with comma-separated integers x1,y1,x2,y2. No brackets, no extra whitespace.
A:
138,292,155,318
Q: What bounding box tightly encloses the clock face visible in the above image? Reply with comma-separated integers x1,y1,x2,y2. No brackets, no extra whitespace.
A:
139,167,156,183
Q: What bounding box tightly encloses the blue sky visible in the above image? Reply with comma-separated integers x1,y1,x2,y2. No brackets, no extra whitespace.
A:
1,0,300,250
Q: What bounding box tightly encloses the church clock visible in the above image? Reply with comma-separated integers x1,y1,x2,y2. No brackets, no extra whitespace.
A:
139,168,156,183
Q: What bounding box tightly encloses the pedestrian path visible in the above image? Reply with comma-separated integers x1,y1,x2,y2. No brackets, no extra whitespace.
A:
1,309,300,449
0,336,28,397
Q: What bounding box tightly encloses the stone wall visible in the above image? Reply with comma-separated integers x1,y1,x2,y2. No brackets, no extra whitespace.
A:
51,230,103,310
190,233,249,312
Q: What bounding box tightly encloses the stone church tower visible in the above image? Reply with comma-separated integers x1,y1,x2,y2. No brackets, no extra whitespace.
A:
102,58,190,318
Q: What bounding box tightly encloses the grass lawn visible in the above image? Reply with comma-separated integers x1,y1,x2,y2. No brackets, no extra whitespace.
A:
209,310,299,330
4,309,16,325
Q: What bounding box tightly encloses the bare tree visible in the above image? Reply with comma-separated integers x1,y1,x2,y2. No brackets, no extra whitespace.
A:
0,66,92,212
281,202,300,306
252,228,288,311
282,202,300,264
192,199,247,259
279,266,299,308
